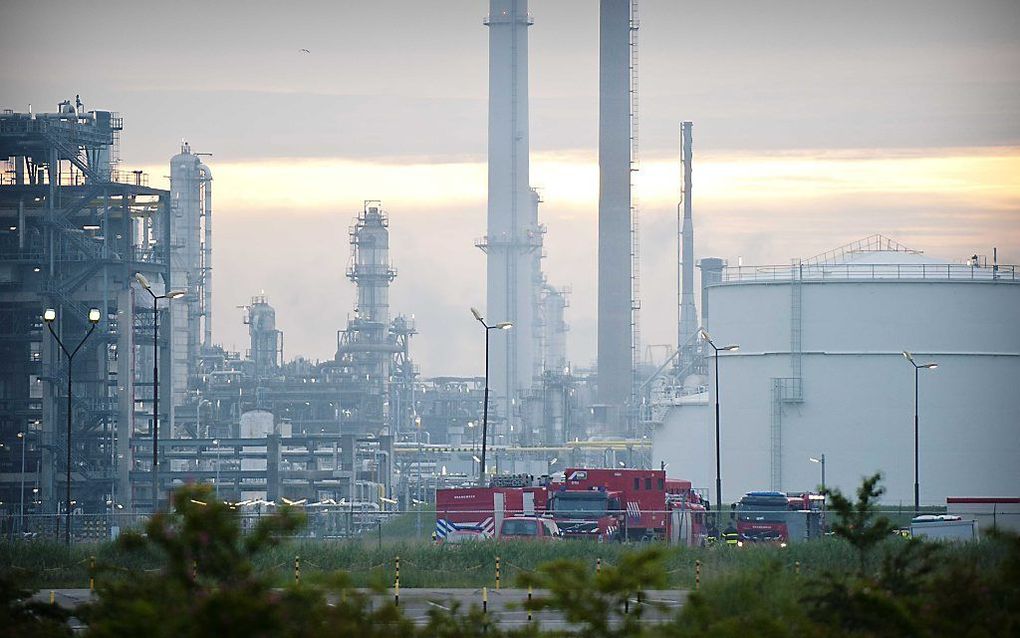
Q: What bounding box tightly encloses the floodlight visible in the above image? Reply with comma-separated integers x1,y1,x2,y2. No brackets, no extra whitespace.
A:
43,308,56,323
88,308,101,323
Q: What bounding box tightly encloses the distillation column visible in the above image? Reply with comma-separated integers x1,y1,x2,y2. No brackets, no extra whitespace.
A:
480,0,540,435
169,143,211,409
597,0,633,419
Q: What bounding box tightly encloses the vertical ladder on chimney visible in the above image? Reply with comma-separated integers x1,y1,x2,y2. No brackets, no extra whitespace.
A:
628,0,642,436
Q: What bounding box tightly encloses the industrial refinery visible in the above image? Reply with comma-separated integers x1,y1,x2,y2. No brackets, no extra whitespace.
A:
1,0,1017,543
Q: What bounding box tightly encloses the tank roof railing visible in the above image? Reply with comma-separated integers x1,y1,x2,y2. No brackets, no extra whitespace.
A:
802,234,920,266
718,262,1017,285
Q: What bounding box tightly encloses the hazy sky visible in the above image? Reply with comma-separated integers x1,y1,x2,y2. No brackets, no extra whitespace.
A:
3,0,1019,374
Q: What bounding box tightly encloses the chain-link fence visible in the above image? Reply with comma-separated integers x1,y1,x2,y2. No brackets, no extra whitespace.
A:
2,507,1017,544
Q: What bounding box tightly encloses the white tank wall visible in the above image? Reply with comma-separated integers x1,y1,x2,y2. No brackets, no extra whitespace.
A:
654,279,1020,505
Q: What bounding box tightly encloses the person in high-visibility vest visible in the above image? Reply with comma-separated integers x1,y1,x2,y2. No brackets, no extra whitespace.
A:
723,520,739,546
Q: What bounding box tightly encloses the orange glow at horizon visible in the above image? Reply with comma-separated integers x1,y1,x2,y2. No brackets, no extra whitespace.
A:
137,147,1020,219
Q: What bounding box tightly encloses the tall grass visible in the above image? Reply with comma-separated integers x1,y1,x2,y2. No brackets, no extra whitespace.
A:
2,536,1006,590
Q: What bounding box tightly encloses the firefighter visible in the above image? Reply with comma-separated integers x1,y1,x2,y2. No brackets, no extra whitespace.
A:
723,518,739,547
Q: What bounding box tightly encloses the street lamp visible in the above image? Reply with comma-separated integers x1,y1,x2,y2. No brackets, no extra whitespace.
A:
134,273,185,509
809,454,826,493
700,328,739,526
470,307,512,486
903,352,937,516
17,432,26,536
548,457,559,475
44,306,101,546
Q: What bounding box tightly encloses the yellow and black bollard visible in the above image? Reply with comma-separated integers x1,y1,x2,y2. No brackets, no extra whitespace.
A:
495,555,501,591
395,556,401,607
482,586,488,614
596,557,601,574
294,555,300,585
49,590,55,605
192,559,198,582
89,555,96,593
695,560,701,590
527,584,533,622
795,561,801,576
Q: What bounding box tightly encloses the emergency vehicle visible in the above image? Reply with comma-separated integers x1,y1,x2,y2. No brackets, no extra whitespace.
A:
434,475,546,540
734,490,824,543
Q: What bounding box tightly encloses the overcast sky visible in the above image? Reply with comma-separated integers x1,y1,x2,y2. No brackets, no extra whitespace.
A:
3,0,1018,374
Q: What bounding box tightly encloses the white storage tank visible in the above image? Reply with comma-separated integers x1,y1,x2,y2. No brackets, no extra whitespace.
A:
654,236,1020,506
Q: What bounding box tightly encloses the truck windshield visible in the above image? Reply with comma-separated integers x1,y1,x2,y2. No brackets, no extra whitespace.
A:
551,493,608,518
737,497,791,522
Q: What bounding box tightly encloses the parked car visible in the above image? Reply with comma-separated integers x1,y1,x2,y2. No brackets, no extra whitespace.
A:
499,516,562,540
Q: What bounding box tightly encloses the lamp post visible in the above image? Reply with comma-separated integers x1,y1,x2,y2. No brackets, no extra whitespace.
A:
903,352,937,516
43,306,101,546
470,308,512,486
17,432,26,536
134,273,185,510
809,454,826,493
699,328,739,528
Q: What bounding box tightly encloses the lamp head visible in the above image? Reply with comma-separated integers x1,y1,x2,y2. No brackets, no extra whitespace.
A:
167,289,187,299
470,307,484,323
43,308,56,323
88,308,101,324
810,457,821,464
699,328,711,342
902,351,914,364
134,273,151,289
922,363,938,370
495,321,513,330
721,344,739,352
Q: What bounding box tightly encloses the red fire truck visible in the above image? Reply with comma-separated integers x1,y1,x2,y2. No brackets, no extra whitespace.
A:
734,491,824,544
435,469,707,544
548,468,672,541
435,479,547,540
665,478,711,546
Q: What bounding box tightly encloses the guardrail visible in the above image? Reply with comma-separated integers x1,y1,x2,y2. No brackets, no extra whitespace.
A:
720,263,1017,284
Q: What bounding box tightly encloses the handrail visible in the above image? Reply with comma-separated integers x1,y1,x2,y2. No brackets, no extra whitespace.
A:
718,262,1017,284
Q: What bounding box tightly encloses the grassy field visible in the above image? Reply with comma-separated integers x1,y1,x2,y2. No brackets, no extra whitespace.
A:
1,534,1007,591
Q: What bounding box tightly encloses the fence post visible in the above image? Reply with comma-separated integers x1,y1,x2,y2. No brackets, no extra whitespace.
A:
395,556,400,607
695,560,701,590
527,584,533,622
89,555,96,592
50,590,55,605
795,560,801,576
495,555,501,591
294,555,300,585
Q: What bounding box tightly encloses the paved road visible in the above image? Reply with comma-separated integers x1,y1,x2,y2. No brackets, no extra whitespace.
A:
34,588,690,629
